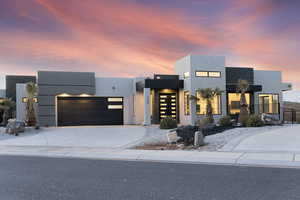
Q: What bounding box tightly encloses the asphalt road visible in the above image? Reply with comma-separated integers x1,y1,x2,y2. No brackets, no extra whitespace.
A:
0,156,300,200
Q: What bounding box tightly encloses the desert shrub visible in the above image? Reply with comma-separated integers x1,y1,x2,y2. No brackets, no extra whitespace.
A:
246,115,264,127
219,116,233,127
176,125,199,146
160,117,177,129
197,117,213,129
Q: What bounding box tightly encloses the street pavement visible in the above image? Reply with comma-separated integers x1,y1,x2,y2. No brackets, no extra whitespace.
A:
0,156,300,200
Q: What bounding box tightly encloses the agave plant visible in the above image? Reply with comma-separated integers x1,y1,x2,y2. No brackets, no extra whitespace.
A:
25,82,38,126
236,79,249,125
0,98,15,125
190,87,222,123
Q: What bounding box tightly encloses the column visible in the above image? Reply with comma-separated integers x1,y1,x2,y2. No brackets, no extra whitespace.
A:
143,88,151,126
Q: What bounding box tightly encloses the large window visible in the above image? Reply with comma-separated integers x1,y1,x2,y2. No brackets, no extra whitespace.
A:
259,94,279,114
195,71,221,78
228,93,250,114
184,91,190,115
196,92,221,115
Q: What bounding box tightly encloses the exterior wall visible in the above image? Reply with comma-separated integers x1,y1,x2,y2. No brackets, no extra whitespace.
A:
174,55,192,125
175,55,226,125
16,84,38,122
5,75,36,102
254,70,283,119
37,71,95,126
95,77,135,125
0,89,5,98
16,84,27,121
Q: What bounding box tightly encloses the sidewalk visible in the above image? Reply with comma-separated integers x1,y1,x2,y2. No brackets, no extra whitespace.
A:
1,146,300,168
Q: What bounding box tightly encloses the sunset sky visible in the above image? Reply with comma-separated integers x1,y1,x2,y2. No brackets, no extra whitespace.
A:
0,0,299,89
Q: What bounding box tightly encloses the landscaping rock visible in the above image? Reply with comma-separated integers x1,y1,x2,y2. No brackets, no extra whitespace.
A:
194,131,205,147
5,119,25,136
261,113,281,125
167,131,178,144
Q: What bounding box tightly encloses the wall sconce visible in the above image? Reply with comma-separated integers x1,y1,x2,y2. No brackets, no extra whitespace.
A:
22,97,38,103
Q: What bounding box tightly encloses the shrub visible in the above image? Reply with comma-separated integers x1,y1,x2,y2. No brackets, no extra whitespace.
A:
160,117,177,129
197,117,213,129
219,116,233,127
246,115,264,127
176,125,198,146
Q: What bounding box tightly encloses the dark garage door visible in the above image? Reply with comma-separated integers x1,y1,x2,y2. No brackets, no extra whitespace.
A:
57,97,124,126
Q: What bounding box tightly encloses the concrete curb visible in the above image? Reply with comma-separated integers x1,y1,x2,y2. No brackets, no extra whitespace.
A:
1,146,300,169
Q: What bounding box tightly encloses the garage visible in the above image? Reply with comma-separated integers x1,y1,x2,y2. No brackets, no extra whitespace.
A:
57,96,124,126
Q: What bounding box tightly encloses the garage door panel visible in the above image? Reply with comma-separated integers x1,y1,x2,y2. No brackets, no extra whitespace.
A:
57,97,123,126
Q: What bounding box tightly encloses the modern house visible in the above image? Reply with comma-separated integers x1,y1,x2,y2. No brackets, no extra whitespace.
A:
2,55,292,127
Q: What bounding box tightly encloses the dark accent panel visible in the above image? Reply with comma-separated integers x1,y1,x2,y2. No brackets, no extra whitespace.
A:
226,85,262,92
154,74,179,80
38,71,95,86
145,79,184,89
226,67,254,85
5,75,36,101
57,97,123,126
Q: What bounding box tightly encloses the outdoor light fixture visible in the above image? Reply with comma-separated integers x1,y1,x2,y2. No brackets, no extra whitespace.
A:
58,93,70,97
22,97,38,103
80,93,90,97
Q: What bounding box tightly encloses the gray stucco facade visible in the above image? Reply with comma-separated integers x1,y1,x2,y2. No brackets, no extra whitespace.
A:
37,71,95,126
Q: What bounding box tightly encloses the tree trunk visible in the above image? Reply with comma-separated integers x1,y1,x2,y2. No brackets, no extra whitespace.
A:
206,100,214,123
239,92,249,125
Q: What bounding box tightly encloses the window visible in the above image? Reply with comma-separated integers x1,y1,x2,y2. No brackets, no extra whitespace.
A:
228,93,250,114
208,71,221,77
108,98,123,102
183,72,190,79
108,105,123,109
195,71,221,78
196,92,221,115
195,71,208,77
259,94,279,114
184,91,190,115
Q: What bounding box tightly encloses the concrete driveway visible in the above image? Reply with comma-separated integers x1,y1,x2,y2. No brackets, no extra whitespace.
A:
0,126,165,149
233,125,300,152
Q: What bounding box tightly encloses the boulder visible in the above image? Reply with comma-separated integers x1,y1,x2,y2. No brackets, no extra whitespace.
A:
167,131,179,144
5,119,25,135
194,131,205,147
261,113,281,125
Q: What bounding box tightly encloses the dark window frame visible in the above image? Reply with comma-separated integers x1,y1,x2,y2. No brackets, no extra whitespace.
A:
258,93,280,114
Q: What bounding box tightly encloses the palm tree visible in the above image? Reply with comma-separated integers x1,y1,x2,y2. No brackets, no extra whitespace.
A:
0,98,15,125
25,82,38,126
190,87,222,123
236,79,249,125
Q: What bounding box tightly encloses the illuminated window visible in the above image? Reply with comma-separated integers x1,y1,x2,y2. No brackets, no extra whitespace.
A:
108,98,123,102
195,71,208,77
208,71,221,77
108,105,123,109
228,93,250,114
196,92,221,115
259,94,279,114
183,72,190,79
184,91,190,115
196,71,221,78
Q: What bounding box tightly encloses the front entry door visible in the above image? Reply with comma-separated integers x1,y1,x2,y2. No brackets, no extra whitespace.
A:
159,93,177,121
